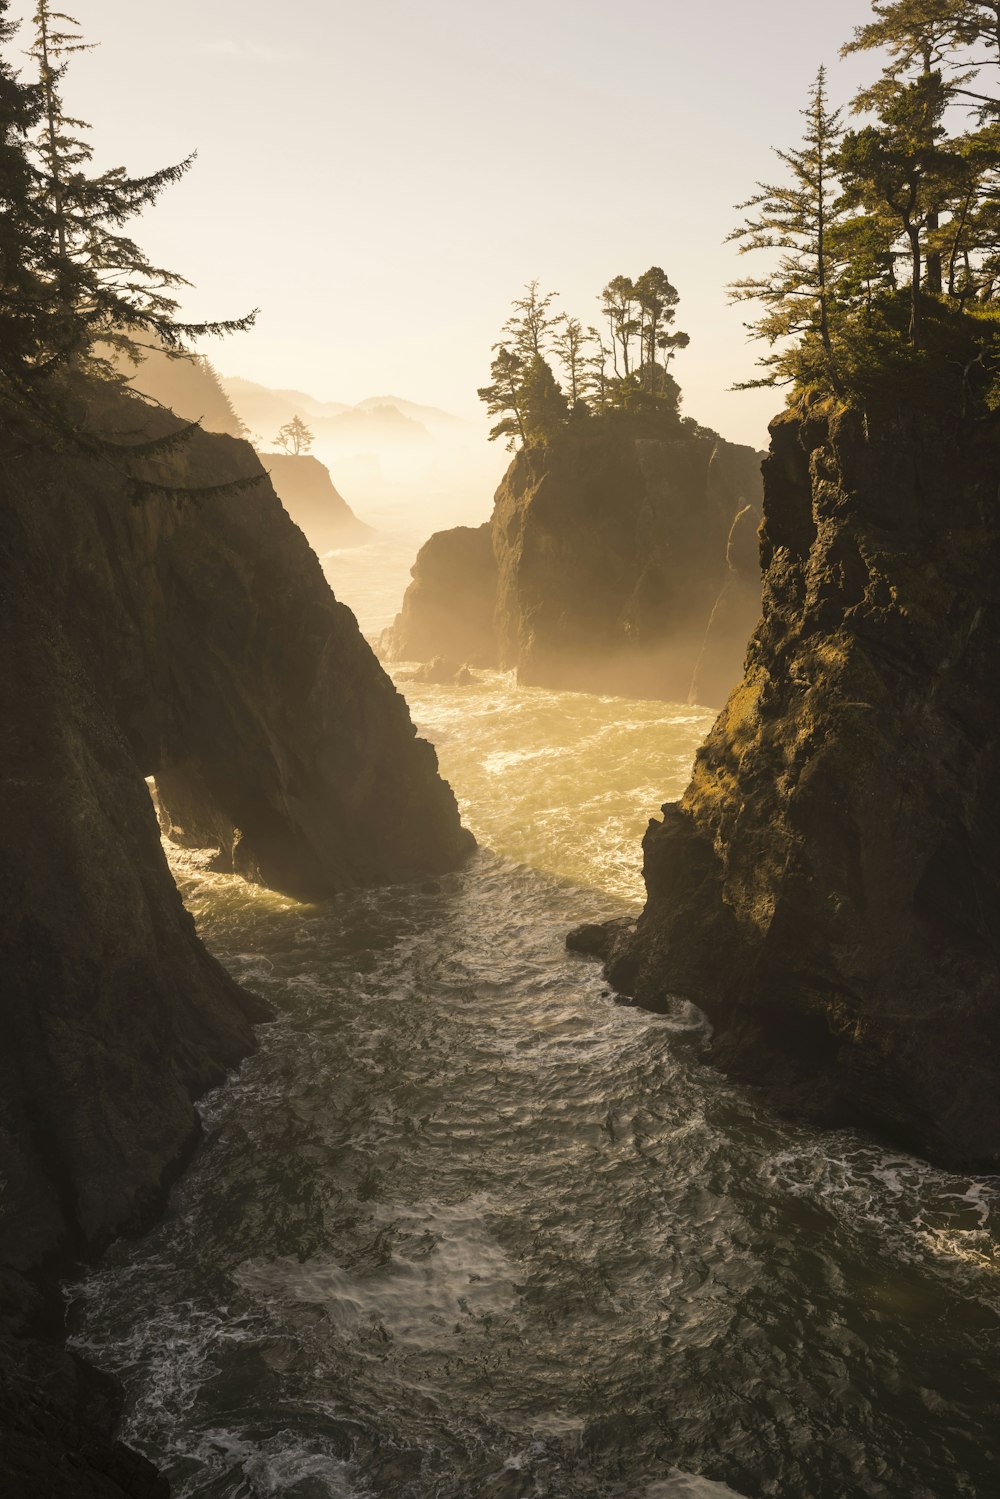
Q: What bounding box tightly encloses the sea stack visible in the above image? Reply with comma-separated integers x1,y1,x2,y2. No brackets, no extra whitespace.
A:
587,401,1000,1170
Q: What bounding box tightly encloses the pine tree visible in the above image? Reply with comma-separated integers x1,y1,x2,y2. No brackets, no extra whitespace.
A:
729,67,845,382
0,2,255,455
843,2,974,294
274,414,313,455
599,275,639,375
0,0,70,394
552,314,587,408
519,355,568,445
837,70,971,344
502,280,559,360
477,345,526,447
583,327,611,409
634,266,688,392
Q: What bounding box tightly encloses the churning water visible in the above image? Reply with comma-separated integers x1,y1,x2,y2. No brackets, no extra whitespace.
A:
70,547,1000,1499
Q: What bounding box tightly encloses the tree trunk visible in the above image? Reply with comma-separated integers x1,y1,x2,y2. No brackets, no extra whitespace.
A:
908,225,922,346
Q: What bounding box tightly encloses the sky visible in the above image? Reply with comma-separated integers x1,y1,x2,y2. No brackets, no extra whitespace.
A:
8,0,880,447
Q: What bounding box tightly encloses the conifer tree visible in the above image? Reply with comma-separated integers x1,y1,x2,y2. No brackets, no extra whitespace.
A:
519,355,568,445
0,0,69,390
0,1,255,456
584,327,611,409
634,266,688,391
600,275,639,375
477,345,526,447
274,414,313,455
502,280,559,359
552,314,587,407
837,70,970,343
728,67,844,381
843,2,972,293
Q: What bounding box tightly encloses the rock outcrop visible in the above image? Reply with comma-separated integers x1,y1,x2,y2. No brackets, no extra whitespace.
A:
0,388,472,1490
263,451,373,550
383,420,764,703
589,402,1000,1169
381,522,498,665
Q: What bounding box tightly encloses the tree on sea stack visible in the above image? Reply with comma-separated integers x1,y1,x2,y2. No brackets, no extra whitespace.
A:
552,314,587,409
520,354,568,445
274,414,314,455
728,66,845,384
503,279,559,359
477,344,526,448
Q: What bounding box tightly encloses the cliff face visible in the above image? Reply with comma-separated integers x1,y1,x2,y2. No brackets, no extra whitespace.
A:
600,404,1000,1168
380,522,498,665
0,391,472,1490
264,451,373,550
383,422,764,703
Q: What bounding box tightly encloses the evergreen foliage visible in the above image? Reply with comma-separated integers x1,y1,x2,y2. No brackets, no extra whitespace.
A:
733,0,1000,410
479,268,690,448
0,0,255,473
274,414,314,455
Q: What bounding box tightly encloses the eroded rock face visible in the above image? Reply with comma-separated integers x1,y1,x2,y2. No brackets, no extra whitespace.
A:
381,522,499,666
264,451,373,551
0,390,472,1490
601,404,1000,1169
383,422,763,703
493,429,762,700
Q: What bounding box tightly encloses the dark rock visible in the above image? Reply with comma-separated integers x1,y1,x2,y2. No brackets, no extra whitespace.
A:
0,386,474,1490
403,656,479,686
0,1335,169,1497
381,522,498,666
566,916,636,962
688,501,763,707
604,403,1000,1169
383,422,763,703
492,427,763,701
264,451,373,551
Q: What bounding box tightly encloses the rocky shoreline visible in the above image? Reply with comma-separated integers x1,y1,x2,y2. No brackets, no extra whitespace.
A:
0,392,473,1492
571,402,1000,1170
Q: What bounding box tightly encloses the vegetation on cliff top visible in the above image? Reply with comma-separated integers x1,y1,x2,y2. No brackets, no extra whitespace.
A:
478,272,695,449
733,1,1000,412
0,0,254,477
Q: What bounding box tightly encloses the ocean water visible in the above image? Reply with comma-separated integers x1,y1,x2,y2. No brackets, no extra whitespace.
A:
69,541,1000,1499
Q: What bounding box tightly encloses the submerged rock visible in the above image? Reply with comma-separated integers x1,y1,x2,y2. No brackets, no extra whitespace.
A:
383,420,763,703
403,656,480,686
596,403,1000,1169
0,387,472,1490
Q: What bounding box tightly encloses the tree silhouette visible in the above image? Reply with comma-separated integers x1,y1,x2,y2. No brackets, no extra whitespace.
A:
274,415,314,455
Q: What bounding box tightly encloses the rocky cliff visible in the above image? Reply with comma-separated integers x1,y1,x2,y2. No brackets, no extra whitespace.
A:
263,451,373,551
585,402,1000,1169
383,421,764,703
380,521,498,666
0,388,472,1490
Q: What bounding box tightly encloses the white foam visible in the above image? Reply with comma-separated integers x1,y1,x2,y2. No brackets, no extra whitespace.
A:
646,1470,750,1498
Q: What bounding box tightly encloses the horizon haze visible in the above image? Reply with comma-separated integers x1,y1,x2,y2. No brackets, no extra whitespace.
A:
7,0,875,449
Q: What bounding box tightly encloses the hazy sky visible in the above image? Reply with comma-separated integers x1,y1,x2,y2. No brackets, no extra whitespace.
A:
10,1,879,446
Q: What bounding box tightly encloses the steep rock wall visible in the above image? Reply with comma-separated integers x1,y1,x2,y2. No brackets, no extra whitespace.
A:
595,404,1000,1168
383,423,763,703
380,522,498,666
0,391,472,1490
493,429,763,700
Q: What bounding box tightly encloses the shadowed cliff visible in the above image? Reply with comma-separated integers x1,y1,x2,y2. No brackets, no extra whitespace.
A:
0,388,472,1491
579,403,1000,1169
383,422,764,704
